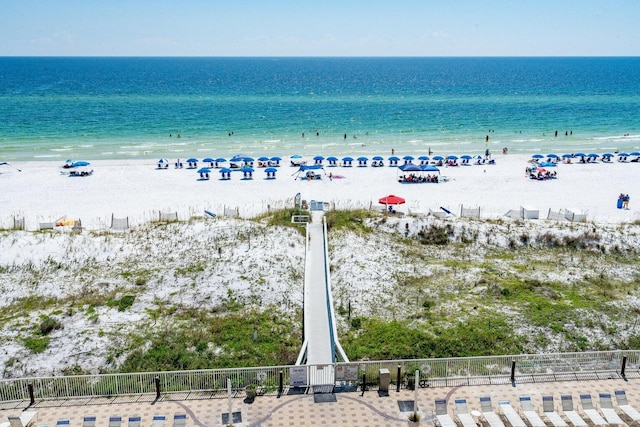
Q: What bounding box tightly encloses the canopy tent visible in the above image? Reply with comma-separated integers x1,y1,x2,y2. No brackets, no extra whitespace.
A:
294,164,325,180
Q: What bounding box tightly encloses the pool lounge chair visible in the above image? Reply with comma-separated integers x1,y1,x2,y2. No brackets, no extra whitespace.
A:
579,394,608,426
615,390,640,423
560,395,588,427
8,412,38,427
519,396,546,427
172,414,187,427
599,393,627,425
127,416,141,427
454,399,478,427
82,417,96,427
480,396,506,427
498,401,527,427
55,421,70,427
542,396,568,427
435,399,457,427
151,415,166,427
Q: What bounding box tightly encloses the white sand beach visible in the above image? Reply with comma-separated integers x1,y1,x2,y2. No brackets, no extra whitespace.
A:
1,154,639,230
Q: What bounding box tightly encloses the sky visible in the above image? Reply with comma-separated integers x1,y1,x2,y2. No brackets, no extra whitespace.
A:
1,0,639,56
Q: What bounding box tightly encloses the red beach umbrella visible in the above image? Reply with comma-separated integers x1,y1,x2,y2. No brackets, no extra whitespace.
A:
378,194,405,205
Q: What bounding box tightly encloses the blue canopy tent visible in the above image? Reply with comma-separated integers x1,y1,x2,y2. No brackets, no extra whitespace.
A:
398,164,440,183
197,167,211,180
295,164,325,180
326,156,338,167
357,156,368,167
264,167,278,179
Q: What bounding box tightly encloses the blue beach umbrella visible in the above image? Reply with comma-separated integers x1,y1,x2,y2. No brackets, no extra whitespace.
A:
574,152,586,157
357,156,368,161
202,157,214,163
630,152,640,156
618,152,630,157
372,156,384,161
587,153,599,158
265,167,277,173
243,157,254,162
197,167,211,174
241,166,254,173
538,162,556,167
461,155,472,160
532,154,544,159
432,155,444,161
403,155,414,160
447,155,458,160
547,153,559,159
313,155,325,161
388,156,400,161
562,153,573,158
187,157,198,162
327,156,338,161
270,156,282,161
291,154,302,159
71,161,90,167
342,156,353,162
602,153,614,157
216,157,226,162
258,156,270,161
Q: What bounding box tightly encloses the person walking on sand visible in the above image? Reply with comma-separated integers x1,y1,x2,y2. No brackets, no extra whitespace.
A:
623,194,630,209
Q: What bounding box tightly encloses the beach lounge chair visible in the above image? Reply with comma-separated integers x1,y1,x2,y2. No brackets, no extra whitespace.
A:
579,394,607,426
55,421,70,427
599,393,627,425
519,396,546,427
498,401,527,427
480,396,506,427
435,399,457,427
8,412,38,427
542,396,568,427
82,417,96,427
454,398,478,427
560,395,588,427
151,415,166,427
615,390,640,423
172,414,187,427
108,416,122,427
127,417,141,427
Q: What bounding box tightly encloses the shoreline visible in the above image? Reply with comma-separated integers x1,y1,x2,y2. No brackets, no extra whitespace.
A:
1,153,639,230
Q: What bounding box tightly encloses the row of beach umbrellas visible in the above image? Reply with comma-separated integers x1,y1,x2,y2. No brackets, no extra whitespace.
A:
532,152,640,160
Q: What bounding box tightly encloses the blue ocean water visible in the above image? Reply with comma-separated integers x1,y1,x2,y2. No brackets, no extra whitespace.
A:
0,57,639,161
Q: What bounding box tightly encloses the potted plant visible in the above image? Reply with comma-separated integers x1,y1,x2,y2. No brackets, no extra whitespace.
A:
245,384,257,403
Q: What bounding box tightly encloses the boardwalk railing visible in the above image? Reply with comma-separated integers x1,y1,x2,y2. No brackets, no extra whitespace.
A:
1,350,638,403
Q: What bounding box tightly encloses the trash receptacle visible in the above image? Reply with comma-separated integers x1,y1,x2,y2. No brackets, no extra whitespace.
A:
379,368,390,392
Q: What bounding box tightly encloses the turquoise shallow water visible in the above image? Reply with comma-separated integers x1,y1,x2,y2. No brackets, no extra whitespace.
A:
0,57,639,161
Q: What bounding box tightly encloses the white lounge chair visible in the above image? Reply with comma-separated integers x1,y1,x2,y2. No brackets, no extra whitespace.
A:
480,396,506,427
454,399,478,427
108,416,122,427
8,412,37,427
542,396,568,427
560,395,588,427
498,401,527,427
599,393,627,426
615,390,640,423
579,394,608,426
151,415,166,427
172,414,187,427
519,396,546,427
127,416,141,427
435,399,457,427
82,417,96,427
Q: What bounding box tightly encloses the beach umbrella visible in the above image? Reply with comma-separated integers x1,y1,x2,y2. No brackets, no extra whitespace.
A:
378,195,405,205
372,156,384,161
547,153,559,159
241,166,254,173
327,156,338,161
602,153,614,157
447,155,458,160
243,157,254,162
618,152,630,156
587,153,599,158
388,156,400,161
357,156,368,161
418,155,430,160
265,167,277,173
215,157,227,162
433,155,444,161
258,156,270,161
403,155,414,160
538,162,556,167
574,152,586,157
630,152,640,156
562,154,573,158
460,155,472,160
158,158,169,164
202,157,214,163
220,167,232,173
187,157,198,162
71,161,90,167
532,154,544,159
313,155,325,161
270,156,282,161
197,167,211,173
342,156,353,161
291,154,302,159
